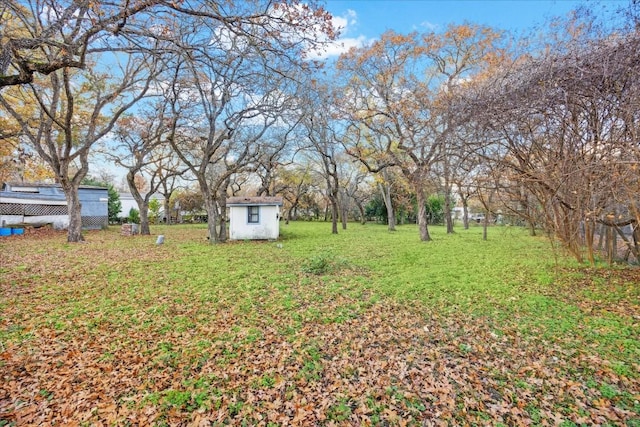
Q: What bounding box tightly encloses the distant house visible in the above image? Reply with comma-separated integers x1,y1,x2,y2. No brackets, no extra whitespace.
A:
119,192,139,219
0,182,108,230
118,192,163,221
227,196,283,240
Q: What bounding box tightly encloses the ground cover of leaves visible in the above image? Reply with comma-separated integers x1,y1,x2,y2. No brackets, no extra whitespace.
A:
1,224,638,426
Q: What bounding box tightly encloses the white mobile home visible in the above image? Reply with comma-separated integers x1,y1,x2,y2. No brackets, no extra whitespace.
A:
227,196,283,240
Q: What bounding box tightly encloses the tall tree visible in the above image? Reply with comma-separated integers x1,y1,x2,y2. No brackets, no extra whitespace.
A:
343,124,399,231
108,105,186,235
338,26,502,241
301,82,341,234
274,164,314,223
0,49,159,241
166,1,334,243
338,155,372,226
469,10,640,263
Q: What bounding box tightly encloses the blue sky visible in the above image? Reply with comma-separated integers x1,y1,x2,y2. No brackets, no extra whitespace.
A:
319,0,628,57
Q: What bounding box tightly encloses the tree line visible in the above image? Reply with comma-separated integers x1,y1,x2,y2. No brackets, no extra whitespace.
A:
2,0,639,264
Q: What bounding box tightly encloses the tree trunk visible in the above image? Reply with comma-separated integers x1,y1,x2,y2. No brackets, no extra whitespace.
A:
444,189,454,234
443,160,454,234
341,204,348,230
482,210,489,241
584,219,595,266
606,224,614,265
64,185,85,242
597,223,605,250
462,197,469,230
127,172,151,235
634,224,640,259
204,196,219,244
163,197,171,224
217,192,228,242
415,188,431,242
379,182,396,231
520,189,536,236
613,223,639,262
612,227,618,260
139,201,150,235
330,196,339,234
357,202,366,225
218,215,228,241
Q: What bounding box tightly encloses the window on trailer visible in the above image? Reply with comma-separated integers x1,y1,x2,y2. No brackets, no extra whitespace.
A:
247,206,259,223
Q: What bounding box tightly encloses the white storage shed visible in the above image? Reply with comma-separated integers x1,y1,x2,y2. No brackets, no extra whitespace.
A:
227,196,283,240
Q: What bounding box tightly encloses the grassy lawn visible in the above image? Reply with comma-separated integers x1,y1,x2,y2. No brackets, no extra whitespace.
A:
1,221,638,426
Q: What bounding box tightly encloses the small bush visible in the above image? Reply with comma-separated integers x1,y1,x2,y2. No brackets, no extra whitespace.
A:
128,208,140,224
149,198,161,224
302,254,332,275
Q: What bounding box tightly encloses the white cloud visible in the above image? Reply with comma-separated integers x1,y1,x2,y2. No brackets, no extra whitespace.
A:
419,20,439,31
309,35,374,59
308,10,375,59
332,9,358,32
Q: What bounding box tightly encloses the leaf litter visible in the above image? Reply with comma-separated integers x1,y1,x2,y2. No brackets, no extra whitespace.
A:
0,227,638,425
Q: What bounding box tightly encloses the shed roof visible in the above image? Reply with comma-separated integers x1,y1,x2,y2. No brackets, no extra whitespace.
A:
227,196,283,206
3,182,107,190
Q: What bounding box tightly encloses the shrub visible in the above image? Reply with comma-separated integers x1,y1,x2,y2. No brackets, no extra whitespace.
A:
128,207,140,224
302,254,332,275
149,198,161,224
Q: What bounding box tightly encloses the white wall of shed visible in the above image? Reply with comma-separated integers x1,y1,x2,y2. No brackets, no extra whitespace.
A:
229,205,280,240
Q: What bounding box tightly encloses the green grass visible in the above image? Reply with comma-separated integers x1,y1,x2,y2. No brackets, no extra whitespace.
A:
0,222,638,425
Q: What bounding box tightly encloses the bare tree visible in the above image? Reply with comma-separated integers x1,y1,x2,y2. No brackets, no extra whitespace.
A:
107,106,187,234
337,26,501,241
0,0,335,89
337,32,435,239
338,157,372,226
255,122,301,197
342,124,399,231
0,48,159,241
274,164,314,223
0,0,162,88
167,59,294,242
165,2,333,243
468,10,640,263
1,0,334,243
300,82,342,234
